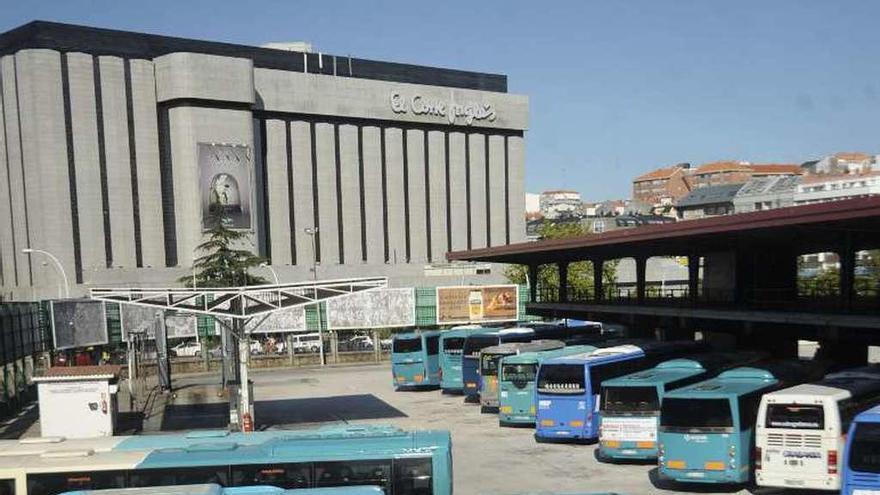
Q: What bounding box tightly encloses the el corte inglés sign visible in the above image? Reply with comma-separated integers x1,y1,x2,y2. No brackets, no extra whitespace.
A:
390,92,496,125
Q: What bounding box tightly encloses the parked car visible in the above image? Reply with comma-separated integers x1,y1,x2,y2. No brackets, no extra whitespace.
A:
172,341,201,357
341,335,374,351
291,333,322,353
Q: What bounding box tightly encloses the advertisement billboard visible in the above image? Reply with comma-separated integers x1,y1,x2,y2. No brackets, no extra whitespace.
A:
327,288,415,330
50,300,109,350
436,285,518,325
165,314,198,339
199,143,253,230
121,305,160,341
250,306,307,334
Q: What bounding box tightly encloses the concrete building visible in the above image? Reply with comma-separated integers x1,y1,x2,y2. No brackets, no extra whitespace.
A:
676,183,744,220
809,152,876,175
631,163,692,206
0,21,529,300
525,193,541,216
795,172,880,206
539,190,581,219
733,175,801,213
688,161,801,189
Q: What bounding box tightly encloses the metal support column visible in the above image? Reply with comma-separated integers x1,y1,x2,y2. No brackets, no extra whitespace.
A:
840,234,855,311
558,262,569,302
636,256,647,304
688,254,700,303
593,259,604,302
528,264,539,302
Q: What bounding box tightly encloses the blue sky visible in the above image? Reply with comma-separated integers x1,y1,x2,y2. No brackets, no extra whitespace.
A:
3,1,878,200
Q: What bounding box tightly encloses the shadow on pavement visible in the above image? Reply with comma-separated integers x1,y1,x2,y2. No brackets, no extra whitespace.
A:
161,394,407,431
648,467,746,493
0,405,38,439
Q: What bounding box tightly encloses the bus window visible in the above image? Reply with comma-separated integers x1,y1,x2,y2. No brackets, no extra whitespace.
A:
315,460,391,490
231,463,312,489
503,363,537,388
537,364,585,394
442,338,465,354
480,354,502,376
850,422,880,473
426,336,439,356
765,404,824,430
393,457,433,495
27,471,125,495
602,386,659,413
661,398,733,431
129,467,229,487
0,479,13,495
393,338,421,353
463,336,497,357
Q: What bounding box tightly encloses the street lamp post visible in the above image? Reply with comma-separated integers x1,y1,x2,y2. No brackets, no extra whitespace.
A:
22,248,70,298
304,227,325,366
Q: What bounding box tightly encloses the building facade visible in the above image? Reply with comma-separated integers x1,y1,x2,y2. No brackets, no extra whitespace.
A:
794,172,880,206
538,190,581,219
732,175,801,213
675,183,744,220
631,163,692,205
0,21,528,300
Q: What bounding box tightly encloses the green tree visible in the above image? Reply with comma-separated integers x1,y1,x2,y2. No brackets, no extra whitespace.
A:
179,213,268,288
503,221,618,298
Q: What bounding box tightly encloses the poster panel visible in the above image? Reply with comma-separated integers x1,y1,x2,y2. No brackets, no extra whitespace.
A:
327,288,415,330
250,306,307,334
199,143,253,230
436,285,518,325
50,300,109,350
165,314,198,339
121,305,160,341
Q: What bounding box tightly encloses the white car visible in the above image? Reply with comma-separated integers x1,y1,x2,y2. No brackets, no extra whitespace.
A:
172,341,201,357
290,333,322,353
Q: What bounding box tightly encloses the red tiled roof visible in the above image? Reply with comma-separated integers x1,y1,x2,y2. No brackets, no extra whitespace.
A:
835,152,872,162
634,166,681,182
37,365,123,379
748,164,803,175
693,161,752,175
542,189,580,195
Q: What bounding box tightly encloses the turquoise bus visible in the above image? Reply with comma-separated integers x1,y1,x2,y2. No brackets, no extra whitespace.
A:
598,352,766,461
498,345,598,426
461,328,535,402
658,361,827,485
61,485,385,495
843,404,880,495
0,424,451,495
535,341,703,441
391,331,441,389
479,340,565,412
439,326,486,394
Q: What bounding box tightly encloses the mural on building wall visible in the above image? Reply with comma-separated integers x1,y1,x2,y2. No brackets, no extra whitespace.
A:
327,288,415,329
436,285,519,324
199,143,253,230
50,300,108,350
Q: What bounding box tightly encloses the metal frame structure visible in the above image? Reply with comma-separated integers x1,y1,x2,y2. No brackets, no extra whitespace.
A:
88,276,388,431
89,277,388,319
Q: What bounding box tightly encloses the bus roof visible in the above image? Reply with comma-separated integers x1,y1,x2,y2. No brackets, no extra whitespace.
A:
665,360,826,399
60,484,386,495
543,344,644,365
393,330,440,340
482,340,564,356
602,351,767,389
855,405,880,424
0,426,450,474
766,367,880,402
501,345,598,366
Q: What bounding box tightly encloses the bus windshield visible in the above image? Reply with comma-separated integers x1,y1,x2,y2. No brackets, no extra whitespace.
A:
765,404,824,430
503,363,537,387
463,336,497,357
537,364,585,394
442,337,466,354
850,422,880,474
661,398,733,431
602,386,659,413
393,338,421,353
481,353,507,376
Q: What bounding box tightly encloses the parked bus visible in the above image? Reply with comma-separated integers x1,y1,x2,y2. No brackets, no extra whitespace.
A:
658,361,828,485
479,340,565,412
842,404,880,495
391,331,441,389
0,424,451,495
498,345,599,426
438,326,487,394
755,366,880,491
461,328,535,402
535,341,703,441
61,484,385,495
598,352,766,461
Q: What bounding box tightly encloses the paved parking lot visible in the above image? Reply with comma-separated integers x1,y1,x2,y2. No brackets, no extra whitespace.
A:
158,363,808,495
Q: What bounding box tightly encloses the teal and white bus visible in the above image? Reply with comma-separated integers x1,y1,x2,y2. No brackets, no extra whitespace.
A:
498,345,598,426
658,361,827,485
438,326,486,394
598,352,765,461
479,340,565,412
391,331,441,389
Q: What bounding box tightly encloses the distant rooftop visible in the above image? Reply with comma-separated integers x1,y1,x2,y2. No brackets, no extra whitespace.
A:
677,183,744,208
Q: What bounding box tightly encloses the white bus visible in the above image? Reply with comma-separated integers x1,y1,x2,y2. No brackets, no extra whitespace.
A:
755,367,880,491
